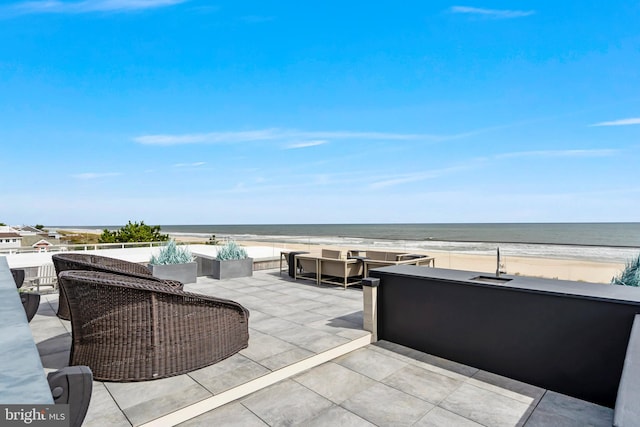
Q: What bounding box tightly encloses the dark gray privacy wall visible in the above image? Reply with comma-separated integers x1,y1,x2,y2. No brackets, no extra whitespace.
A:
370,265,640,408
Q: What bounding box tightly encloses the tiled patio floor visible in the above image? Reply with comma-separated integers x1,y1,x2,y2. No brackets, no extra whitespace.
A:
30,269,613,426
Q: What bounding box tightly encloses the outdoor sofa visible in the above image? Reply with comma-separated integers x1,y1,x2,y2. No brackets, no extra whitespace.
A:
295,249,364,289
361,250,435,276
290,249,435,288
58,270,250,382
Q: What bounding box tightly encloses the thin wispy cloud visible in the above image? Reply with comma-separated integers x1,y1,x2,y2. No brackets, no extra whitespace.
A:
450,6,535,19
173,161,206,167
590,117,640,127
71,172,122,180
135,129,282,145
366,148,616,189
134,129,443,146
285,140,328,149
370,166,470,189
3,0,187,15
496,149,619,159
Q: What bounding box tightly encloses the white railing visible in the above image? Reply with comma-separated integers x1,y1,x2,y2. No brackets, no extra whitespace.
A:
0,241,171,255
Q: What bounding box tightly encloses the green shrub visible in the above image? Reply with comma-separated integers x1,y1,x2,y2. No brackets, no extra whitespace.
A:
150,240,194,265
99,220,168,243
612,254,640,287
216,240,248,261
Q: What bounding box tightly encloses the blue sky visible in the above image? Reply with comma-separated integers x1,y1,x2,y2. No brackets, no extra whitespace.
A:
1,1,639,226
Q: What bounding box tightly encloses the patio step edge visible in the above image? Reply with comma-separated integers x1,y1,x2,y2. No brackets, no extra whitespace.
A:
139,333,373,427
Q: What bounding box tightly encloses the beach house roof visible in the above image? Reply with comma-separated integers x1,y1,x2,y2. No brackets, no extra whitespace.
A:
0,232,22,239
31,239,53,248
12,225,43,235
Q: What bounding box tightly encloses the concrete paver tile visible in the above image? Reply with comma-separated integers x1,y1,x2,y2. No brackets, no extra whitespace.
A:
35,332,71,356
524,391,613,427
249,317,300,335
414,407,483,427
241,380,334,426
40,350,70,371
372,341,479,378
335,347,408,381
294,362,377,404
189,354,271,394
305,404,376,426
276,326,350,353
306,317,361,334
341,382,434,427
239,330,299,361
381,364,463,404
310,304,361,317
279,310,327,325
469,370,543,404
439,383,532,427
105,375,212,426
82,382,131,427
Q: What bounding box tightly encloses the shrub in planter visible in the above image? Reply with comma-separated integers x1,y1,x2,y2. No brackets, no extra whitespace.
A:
149,240,197,284
216,241,248,261
212,241,252,279
612,254,640,287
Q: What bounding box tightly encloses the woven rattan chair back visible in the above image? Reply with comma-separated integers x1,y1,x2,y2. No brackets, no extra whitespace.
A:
58,270,249,382
52,253,183,320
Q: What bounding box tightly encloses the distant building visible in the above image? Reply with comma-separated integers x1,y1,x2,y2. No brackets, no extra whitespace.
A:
13,225,42,235
31,239,54,252
47,230,62,239
0,232,23,249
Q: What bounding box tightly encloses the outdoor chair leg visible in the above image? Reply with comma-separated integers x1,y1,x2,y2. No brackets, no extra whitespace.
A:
48,366,93,427
10,268,25,288
20,292,40,322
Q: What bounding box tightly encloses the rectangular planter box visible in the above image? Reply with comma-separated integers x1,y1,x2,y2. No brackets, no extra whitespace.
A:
211,258,253,280
148,262,197,284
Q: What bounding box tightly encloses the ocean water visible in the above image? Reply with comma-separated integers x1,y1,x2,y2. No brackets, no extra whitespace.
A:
60,223,640,263
161,223,640,263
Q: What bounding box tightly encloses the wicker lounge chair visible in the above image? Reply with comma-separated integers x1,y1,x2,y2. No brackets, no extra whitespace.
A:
58,270,250,382
52,253,183,321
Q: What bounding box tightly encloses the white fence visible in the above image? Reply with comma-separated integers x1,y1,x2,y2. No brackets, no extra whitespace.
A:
0,241,172,255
